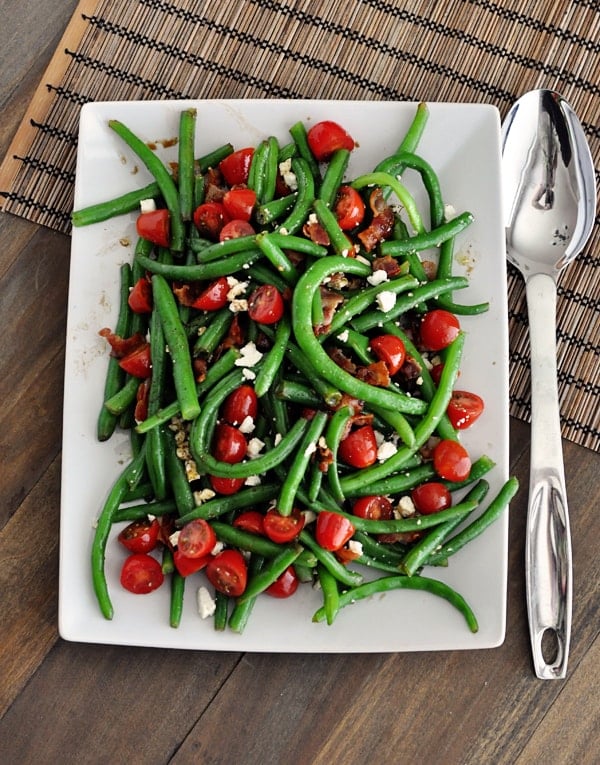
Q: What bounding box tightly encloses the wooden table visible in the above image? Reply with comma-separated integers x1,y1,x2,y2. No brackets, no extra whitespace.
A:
1,2,598,763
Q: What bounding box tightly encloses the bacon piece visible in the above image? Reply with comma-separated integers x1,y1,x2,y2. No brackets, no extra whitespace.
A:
358,207,395,252
356,360,391,388
99,329,146,358
314,287,344,335
203,167,227,202
302,219,330,246
372,254,404,278
327,346,357,375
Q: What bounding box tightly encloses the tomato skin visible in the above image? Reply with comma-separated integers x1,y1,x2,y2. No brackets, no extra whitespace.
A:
118,518,160,554
219,219,256,241
177,518,217,559
222,188,256,222
352,495,393,520
222,385,258,426
338,425,378,468
411,482,452,515
212,422,247,464
136,208,170,247
209,475,245,495
120,553,164,594
266,566,299,598
219,147,254,186
263,508,304,544
433,439,472,482
192,276,229,311
247,284,285,324
173,550,211,577
446,391,484,429
232,510,265,536
118,342,152,378
315,511,355,551
369,334,406,375
193,201,229,240
307,120,355,161
420,309,461,351
128,277,153,313
334,185,365,230
206,549,248,596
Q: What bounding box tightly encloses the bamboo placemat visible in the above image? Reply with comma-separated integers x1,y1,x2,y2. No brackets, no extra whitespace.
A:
1,0,598,450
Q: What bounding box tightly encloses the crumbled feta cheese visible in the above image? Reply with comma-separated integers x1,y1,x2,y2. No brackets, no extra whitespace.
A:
274,433,283,446
348,540,363,556
416,376,423,386
211,541,225,556
279,159,298,191
238,415,255,434
229,298,248,313
337,329,349,343
278,227,289,235
197,586,216,619
317,436,328,449
376,290,397,313
356,254,370,265
247,437,265,458
169,530,180,548
235,341,263,368
367,269,389,286
398,495,416,517
139,198,156,213
226,276,249,300
242,368,256,381
374,429,386,446
244,474,262,486
444,203,457,220
302,509,317,525
377,441,398,462
304,441,317,457
193,488,216,505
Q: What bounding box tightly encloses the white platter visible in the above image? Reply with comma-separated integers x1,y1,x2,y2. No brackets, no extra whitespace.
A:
59,99,509,652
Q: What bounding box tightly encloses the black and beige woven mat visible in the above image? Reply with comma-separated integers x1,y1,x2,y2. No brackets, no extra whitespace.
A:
1,0,598,450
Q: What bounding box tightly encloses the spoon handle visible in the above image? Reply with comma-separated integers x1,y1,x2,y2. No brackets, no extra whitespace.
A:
525,273,573,679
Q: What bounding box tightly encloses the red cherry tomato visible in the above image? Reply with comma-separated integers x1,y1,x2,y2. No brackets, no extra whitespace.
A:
118,342,151,378
369,334,406,375
209,475,245,495
192,276,229,311
222,385,258,426
411,482,452,515
420,309,461,351
193,201,229,240
263,508,305,544
219,219,256,241
334,185,365,230
338,425,378,468
212,422,247,463
206,549,248,596
219,147,254,186
128,277,152,313
315,511,355,551
232,510,265,536
136,208,170,247
173,550,211,577
433,439,472,482
430,362,444,386
118,518,160,554
307,120,355,161
177,518,217,559
352,495,393,520
446,391,484,429
222,188,257,222
247,284,285,324
120,553,164,594
266,566,299,598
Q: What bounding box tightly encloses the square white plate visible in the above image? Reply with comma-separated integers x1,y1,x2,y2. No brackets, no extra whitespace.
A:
60,99,509,652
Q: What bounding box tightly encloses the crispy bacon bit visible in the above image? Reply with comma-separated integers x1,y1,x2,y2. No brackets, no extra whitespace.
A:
218,313,245,353
356,360,391,388
358,207,395,252
399,354,422,382
193,357,208,382
99,329,146,358
327,347,357,375
372,254,403,278
302,219,330,246
327,272,349,291
172,281,200,307
316,441,334,472
134,379,151,422
377,531,423,544
314,287,344,335
421,259,437,280
203,167,227,202
334,394,364,416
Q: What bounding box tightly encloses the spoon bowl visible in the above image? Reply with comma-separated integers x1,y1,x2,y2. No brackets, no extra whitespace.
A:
501,89,596,679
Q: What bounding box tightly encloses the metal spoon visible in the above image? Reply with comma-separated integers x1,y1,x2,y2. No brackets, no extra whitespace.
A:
501,89,596,679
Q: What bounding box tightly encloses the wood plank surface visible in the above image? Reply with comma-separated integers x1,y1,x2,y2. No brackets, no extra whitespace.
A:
0,2,598,764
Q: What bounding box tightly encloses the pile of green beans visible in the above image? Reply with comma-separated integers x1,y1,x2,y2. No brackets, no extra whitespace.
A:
77,104,518,636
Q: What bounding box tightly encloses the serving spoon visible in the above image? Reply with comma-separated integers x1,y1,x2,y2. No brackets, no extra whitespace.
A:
501,89,596,679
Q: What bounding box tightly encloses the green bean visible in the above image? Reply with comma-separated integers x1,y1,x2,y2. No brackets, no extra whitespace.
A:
228,554,265,633
259,135,280,204
312,574,478,632
245,262,290,294
193,308,232,356
164,427,195,517
136,249,262,281
324,405,352,504
369,403,415,449
237,545,303,604
161,546,175,575
299,530,363,587
275,379,321,408
178,108,196,221
346,461,434,498
210,521,317,567
316,563,340,625
170,570,185,628
351,172,425,234
380,211,474,257
197,143,233,172
352,530,407,565
151,274,200,420
254,315,291,398
441,455,496,492
283,341,344,409
177,484,280,523
247,138,267,196
312,198,353,255
289,120,321,182
145,307,168,499
71,181,161,227
255,232,299,285
374,102,429,171
213,591,229,631
104,375,139,416
277,157,315,235
255,193,297,226
112,498,178,523
318,148,350,206
265,231,328,258
193,234,258,263
108,119,185,251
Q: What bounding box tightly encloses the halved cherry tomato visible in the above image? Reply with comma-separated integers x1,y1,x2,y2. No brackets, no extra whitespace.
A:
222,384,258,426
177,518,217,559
315,511,355,551
411,482,452,515
433,439,471,482
338,425,378,468
334,185,365,230
209,475,245,495
222,188,257,222
446,391,484,429
247,284,284,324
193,201,229,240
120,553,164,594
136,208,170,247
307,120,355,161
118,342,151,378
232,510,265,536
219,147,254,186
128,277,152,313
420,309,460,351
352,495,393,520
118,518,160,554
263,508,304,544
192,276,229,311
206,549,248,596
219,219,256,241
265,566,299,598
173,550,211,577
212,422,247,463
369,334,406,375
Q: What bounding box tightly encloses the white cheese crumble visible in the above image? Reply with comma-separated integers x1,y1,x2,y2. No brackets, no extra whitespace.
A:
247,437,265,458
197,586,216,619
444,203,457,220
302,509,317,525
244,474,262,486
211,541,225,556
348,540,363,556
337,329,349,342
229,298,248,313
367,269,389,286
193,488,216,505
235,341,263,368
377,441,398,462
279,158,298,191
376,290,397,313
139,198,157,213
274,433,283,446
169,530,180,548
238,415,255,434
304,441,317,457
398,495,416,518
242,368,256,381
